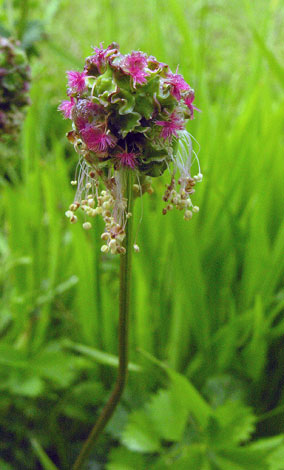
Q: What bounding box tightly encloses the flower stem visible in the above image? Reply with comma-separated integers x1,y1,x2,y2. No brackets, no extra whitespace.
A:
72,171,134,470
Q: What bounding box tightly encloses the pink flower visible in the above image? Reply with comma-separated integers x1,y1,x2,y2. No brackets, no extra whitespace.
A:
80,124,116,152
122,51,150,86
89,45,110,73
116,152,137,169
156,112,185,140
88,43,119,73
67,70,86,94
164,71,190,100
184,93,200,119
58,97,75,119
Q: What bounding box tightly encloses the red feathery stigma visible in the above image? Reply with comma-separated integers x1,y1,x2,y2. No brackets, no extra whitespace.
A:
156,112,185,140
81,124,116,152
67,70,86,94
184,93,200,120
122,51,150,86
164,71,190,100
58,97,75,119
116,152,137,169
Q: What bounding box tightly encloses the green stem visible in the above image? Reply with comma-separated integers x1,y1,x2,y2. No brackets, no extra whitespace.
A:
72,171,134,470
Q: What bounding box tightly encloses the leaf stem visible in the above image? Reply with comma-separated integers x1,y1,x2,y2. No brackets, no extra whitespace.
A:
72,171,134,470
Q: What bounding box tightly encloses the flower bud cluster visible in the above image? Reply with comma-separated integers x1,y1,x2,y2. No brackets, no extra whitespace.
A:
59,43,202,253
0,37,31,141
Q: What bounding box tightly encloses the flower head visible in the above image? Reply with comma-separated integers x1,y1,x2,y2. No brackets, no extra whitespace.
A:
59,43,202,253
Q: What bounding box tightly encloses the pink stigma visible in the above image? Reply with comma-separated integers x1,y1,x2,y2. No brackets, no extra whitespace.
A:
89,43,119,73
80,124,116,152
90,44,109,72
164,71,190,100
116,152,137,169
122,51,150,86
58,97,75,119
184,93,200,120
156,112,185,140
67,70,86,94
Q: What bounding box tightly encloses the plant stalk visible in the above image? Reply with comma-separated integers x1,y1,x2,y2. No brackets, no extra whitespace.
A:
72,171,134,470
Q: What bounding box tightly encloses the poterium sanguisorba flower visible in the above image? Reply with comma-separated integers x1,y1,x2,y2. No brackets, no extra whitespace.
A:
59,43,202,254
0,37,31,141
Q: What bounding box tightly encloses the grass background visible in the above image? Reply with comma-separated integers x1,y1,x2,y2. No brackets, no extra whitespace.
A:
1,0,284,468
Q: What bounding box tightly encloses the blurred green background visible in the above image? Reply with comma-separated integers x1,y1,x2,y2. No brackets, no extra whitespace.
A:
1,0,284,469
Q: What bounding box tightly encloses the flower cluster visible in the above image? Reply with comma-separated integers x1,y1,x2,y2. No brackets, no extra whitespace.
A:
59,43,202,253
0,37,31,141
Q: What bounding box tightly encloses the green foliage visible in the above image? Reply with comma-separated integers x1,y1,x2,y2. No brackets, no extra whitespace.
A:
0,0,284,469
108,374,284,469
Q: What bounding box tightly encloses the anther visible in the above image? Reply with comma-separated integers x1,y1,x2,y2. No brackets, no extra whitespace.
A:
184,210,193,220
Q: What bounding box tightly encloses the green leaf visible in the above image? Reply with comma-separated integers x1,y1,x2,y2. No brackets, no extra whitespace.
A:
122,410,161,453
139,349,211,427
216,447,269,470
60,381,105,421
167,369,212,428
0,459,13,470
95,73,116,96
107,447,148,470
8,373,44,397
249,435,284,469
134,94,155,119
152,444,207,470
0,344,28,369
208,400,256,448
210,453,248,470
118,112,142,137
146,387,188,442
31,348,77,387
241,296,267,381
111,89,135,115
267,445,284,470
